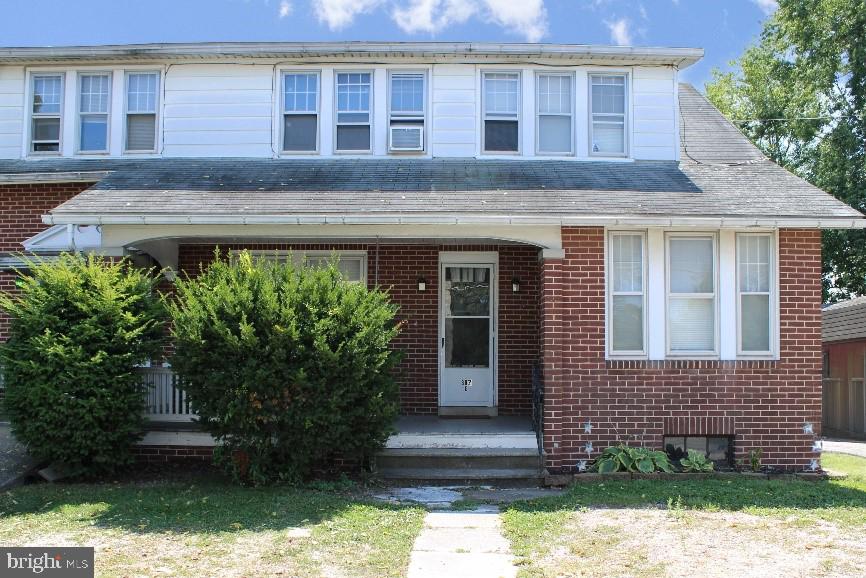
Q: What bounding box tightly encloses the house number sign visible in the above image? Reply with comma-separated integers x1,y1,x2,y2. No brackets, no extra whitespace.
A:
461,378,472,391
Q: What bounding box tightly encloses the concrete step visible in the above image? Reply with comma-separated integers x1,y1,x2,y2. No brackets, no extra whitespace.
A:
377,467,545,487
386,432,538,450
376,448,541,470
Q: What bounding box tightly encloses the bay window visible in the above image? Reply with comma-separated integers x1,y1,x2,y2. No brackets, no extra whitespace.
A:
536,73,573,155
482,72,520,153
30,73,63,153
666,234,717,355
589,74,627,156
335,72,372,153
125,72,159,152
282,72,319,153
609,232,646,355
737,233,774,354
78,73,110,153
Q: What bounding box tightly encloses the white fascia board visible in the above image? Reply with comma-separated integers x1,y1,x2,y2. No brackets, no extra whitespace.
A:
0,171,108,184
44,212,866,229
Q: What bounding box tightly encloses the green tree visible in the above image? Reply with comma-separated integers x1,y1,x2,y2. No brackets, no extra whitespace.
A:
706,0,866,302
0,254,166,476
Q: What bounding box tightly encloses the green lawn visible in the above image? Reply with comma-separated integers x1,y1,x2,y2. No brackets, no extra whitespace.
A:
0,472,424,578
502,454,866,578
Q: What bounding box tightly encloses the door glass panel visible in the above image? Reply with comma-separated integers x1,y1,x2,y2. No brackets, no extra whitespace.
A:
444,267,490,316
443,266,491,368
445,318,490,368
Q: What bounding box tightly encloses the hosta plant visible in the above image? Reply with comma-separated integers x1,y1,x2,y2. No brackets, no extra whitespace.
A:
592,445,674,474
680,449,714,473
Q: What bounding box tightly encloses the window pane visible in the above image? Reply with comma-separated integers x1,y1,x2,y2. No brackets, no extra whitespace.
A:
592,118,625,154
126,114,156,151
283,114,317,151
444,267,491,317
612,234,643,292
538,75,571,114
32,75,62,114
336,125,370,151
336,73,371,113
390,74,424,113
80,116,107,151
337,112,370,124
127,73,158,113
707,437,730,461
484,73,519,115
685,437,707,453
669,238,714,293
538,115,571,154
669,297,714,351
742,294,770,351
32,117,60,141
484,120,518,152
303,255,363,282
738,235,771,293
612,295,643,351
284,73,318,113
591,75,626,114
79,75,109,113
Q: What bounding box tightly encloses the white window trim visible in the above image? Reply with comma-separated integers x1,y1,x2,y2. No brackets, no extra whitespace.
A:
535,71,575,157
122,70,161,155
588,71,630,159
735,232,778,358
239,249,368,283
481,70,522,155
334,70,374,154
606,230,648,358
27,71,65,156
665,231,719,358
280,70,321,155
387,69,427,154
76,71,112,155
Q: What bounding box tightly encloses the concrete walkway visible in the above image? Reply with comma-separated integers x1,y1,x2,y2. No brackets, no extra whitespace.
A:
825,438,866,459
407,506,517,578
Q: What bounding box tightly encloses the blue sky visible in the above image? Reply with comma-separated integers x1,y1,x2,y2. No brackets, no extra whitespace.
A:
1,0,778,88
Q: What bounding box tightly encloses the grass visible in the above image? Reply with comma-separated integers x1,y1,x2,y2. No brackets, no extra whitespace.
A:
0,470,425,578
501,453,866,578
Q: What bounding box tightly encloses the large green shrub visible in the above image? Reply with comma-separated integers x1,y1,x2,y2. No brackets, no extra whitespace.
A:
166,250,402,484
0,254,166,476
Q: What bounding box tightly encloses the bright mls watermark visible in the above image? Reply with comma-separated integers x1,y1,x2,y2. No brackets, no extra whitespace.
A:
1,548,93,577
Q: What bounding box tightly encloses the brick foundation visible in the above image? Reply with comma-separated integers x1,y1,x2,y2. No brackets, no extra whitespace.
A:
133,445,214,463
542,227,823,473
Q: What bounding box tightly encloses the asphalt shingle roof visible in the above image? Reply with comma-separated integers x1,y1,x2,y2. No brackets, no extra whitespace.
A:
0,83,861,223
823,296,866,343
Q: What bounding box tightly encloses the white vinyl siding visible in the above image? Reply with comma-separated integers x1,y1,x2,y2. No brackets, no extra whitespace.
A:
536,73,573,155
388,71,425,152
666,233,717,355
482,72,520,153
737,233,774,355
609,232,646,355
589,74,627,156
30,73,63,153
282,72,319,153
335,72,372,153
125,72,159,152
77,73,110,153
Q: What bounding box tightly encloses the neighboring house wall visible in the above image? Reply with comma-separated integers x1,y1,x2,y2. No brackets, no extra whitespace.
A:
542,227,822,472
177,242,541,416
823,340,866,435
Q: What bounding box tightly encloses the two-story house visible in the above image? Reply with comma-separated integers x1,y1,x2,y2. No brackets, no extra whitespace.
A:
0,42,863,479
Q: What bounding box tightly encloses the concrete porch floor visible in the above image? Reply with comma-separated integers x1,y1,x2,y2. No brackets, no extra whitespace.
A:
387,416,538,450
395,416,533,435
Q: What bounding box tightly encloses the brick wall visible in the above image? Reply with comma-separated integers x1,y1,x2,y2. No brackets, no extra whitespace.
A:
542,227,823,473
177,242,540,416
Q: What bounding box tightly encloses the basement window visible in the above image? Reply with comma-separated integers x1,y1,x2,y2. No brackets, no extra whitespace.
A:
664,436,733,468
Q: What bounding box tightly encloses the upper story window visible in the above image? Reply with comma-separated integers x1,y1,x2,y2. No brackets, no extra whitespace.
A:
282,72,319,153
30,73,64,154
536,73,573,155
482,72,520,153
388,72,425,152
78,73,111,153
335,72,372,153
608,232,646,355
737,233,774,355
589,74,627,157
125,72,159,153
666,233,717,356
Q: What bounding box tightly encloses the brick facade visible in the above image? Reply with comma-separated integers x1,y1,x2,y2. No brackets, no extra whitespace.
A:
541,227,823,473
177,242,540,416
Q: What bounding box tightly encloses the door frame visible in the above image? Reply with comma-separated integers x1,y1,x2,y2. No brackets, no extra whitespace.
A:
438,251,499,413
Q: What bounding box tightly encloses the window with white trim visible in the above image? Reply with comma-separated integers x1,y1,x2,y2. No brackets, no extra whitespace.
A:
536,73,573,155
335,72,372,153
609,232,646,355
737,233,774,355
589,74,627,156
483,72,520,153
388,72,425,152
242,250,368,284
666,233,717,355
282,72,319,153
125,72,159,152
78,73,110,153
30,73,63,153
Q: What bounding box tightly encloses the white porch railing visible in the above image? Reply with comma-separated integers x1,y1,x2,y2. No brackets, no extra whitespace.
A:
139,367,195,422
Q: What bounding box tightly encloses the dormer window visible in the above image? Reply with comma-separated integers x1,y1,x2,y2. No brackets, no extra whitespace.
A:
482,72,520,153
30,73,63,154
589,74,627,156
335,72,372,153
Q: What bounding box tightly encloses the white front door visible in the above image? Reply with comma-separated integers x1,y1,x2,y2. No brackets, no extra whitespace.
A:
439,262,496,408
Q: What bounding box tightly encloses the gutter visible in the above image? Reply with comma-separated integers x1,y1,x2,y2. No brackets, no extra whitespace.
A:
42,213,866,229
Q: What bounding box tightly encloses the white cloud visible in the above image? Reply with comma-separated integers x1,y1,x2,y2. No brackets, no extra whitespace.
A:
751,0,778,15
312,0,384,30
638,2,647,20
391,0,547,42
605,17,632,46
279,0,292,18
